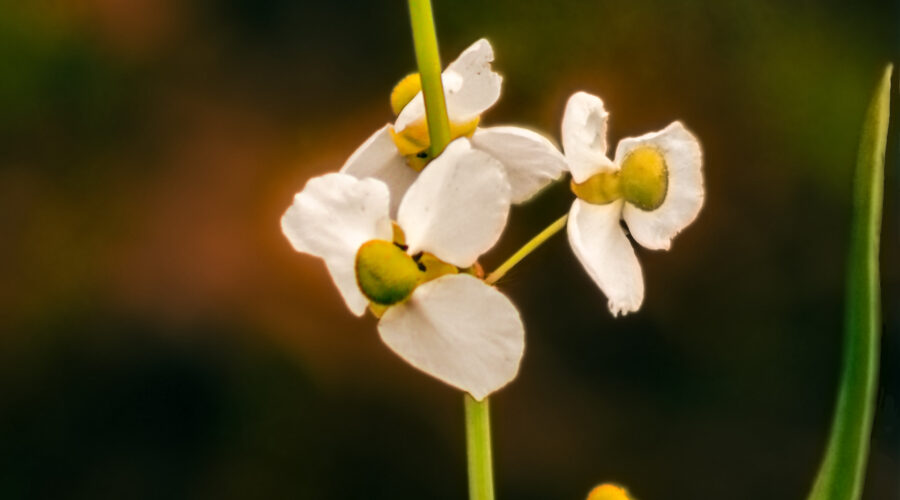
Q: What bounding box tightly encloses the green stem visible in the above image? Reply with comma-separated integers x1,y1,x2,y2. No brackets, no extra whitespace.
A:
407,0,452,157
485,214,569,285
465,394,495,500
406,3,494,499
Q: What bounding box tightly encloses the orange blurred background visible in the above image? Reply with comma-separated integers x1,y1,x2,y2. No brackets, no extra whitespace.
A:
0,1,898,498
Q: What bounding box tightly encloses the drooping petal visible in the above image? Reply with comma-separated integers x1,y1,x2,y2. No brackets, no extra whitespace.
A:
339,124,419,216
562,91,616,182
398,138,510,268
617,121,704,250
281,173,393,315
394,39,502,132
378,274,525,400
471,126,568,203
567,199,644,316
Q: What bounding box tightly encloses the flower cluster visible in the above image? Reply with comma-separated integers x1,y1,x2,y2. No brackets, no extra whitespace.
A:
282,39,704,399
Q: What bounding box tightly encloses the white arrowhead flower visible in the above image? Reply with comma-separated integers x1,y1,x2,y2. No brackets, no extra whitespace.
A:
340,38,567,215
561,91,704,316
282,138,524,400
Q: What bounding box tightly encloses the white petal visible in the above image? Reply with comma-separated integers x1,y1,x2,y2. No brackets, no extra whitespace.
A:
561,91,617,183
471,126,568,203
617,121,704,250
394,39,502,132
378,274,525,400
567,199,644,316
339,124,419,217
281,173,393,315
443,39,503,122
398,138,511,268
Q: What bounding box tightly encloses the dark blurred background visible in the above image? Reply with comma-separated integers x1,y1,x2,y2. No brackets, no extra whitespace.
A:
1,0,898,498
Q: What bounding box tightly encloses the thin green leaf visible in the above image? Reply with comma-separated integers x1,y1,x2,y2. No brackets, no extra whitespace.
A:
807,63,892,500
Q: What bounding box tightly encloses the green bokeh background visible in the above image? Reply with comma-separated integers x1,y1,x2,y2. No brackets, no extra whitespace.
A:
1,1,898,498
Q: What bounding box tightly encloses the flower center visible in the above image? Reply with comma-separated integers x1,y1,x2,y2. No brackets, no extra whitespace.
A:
388,73,480,171
619,146,668,210
355,240,423,306
569,146,668,210
356,227,473,313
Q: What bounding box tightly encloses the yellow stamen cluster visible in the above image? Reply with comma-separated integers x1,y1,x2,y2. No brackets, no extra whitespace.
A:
570,146,668,211
387,73,481,171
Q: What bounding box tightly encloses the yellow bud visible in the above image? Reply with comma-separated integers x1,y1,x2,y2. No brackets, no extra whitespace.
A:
586,483,633,500
571,170,621,205
390,73,422,115
355,240,423,305
620,146,668,210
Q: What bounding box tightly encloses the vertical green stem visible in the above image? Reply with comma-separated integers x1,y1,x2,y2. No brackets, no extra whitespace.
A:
465,394,495,500
406,3,495,499
407,0,452,157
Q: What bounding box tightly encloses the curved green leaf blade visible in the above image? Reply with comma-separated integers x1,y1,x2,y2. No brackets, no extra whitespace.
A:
807,63,892,500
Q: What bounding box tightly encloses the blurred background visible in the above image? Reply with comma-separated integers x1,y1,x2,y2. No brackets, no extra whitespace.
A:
1,0,898,498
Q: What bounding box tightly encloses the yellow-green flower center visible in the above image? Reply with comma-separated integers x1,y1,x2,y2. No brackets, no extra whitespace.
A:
356,230,478,316
388,73,480,171
570,146,668,210
355,240,423,306
619,146,668,210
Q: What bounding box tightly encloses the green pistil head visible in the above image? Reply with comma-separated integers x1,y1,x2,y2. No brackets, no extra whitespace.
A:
355,240,423,306
570,171,621,205
619,146,668,210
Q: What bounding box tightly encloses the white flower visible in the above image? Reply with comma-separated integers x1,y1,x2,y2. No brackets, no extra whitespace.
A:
561,91,704,316
340,39,567,215
282,138,524,400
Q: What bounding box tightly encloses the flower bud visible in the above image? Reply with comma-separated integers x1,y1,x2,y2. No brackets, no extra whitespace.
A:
586,483,633,500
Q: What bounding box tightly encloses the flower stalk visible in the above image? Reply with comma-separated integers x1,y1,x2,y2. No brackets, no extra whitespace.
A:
407,0,452,157
486,213,569,285
465,395,495,500
406,2,496,499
